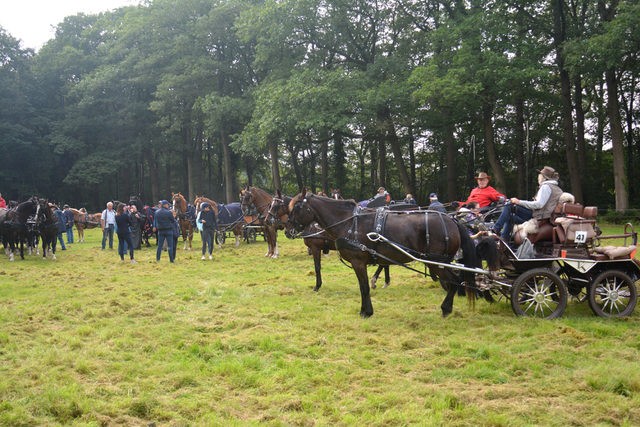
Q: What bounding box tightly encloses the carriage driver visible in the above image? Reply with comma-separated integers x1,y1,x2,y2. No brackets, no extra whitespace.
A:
463,172,506,208
491,166,563,241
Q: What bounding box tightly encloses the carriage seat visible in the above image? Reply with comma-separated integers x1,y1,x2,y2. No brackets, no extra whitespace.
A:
512,202,586,245
513,219,554,244
552,204,597,245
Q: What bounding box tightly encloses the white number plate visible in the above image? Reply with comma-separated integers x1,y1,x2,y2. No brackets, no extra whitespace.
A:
574,230,588,243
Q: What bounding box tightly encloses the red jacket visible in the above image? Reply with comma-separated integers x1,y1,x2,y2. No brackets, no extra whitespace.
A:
465,186,505,208
0,197,6,209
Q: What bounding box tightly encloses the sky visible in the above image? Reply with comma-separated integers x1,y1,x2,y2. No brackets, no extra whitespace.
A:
0,0,140,51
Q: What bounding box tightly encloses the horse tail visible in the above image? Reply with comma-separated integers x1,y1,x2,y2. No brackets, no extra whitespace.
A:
475,237,499,271
456,221,477,307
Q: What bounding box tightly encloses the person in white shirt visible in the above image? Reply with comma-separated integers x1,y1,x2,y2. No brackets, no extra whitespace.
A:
101,202,116,249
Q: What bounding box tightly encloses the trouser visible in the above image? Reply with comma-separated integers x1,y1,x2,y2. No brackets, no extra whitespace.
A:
66,227,74,243
57,232,66,250
102,224,114,249
202,228,215,255
118,233,134,260
493,203,533,240
157,231,175,262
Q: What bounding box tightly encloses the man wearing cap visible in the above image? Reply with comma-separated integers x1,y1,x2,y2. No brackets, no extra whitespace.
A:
492,166,563,241
373,187,391,205
153,200,178,263
63,205,74,244
101,202,116,250
198,202,218,260
463,172,506,208
428,193,447,213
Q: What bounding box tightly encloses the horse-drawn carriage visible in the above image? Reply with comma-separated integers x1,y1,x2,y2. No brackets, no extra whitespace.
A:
283,188,639,320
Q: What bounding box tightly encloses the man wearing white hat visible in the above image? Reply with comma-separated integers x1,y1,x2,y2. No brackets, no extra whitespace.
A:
492,166,563,241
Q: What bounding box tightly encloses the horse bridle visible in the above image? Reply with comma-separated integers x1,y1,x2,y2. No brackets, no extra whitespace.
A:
265,196,287,226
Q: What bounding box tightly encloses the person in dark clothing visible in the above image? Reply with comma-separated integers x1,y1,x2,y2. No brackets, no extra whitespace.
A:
172,212,180,260
198,202,218,260
54,205,67,250
403,194,416,205
129,204,145,250
428,193,447,213
115,204,136,263
63,205,74,243
153,200,177,263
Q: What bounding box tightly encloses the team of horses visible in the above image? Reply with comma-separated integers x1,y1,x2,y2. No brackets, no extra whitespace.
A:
1,188,495,318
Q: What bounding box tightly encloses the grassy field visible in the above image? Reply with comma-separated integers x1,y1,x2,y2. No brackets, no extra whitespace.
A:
1,225,639,427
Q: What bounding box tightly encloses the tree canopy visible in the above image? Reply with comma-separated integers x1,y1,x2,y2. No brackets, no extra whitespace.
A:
1,0,639,211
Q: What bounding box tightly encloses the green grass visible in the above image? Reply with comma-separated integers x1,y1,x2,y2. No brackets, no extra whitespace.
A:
1,225,639,426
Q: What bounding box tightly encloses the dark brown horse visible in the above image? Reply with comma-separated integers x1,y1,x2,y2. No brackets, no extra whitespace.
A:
240,185,279,258
172,192,195,250
268,189,390,291
3,197,39,260
285,188,488,318
35,199,59,259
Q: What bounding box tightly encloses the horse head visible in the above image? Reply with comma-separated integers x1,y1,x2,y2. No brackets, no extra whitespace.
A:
285,187,315,238
240,185,252,215
331,188,343,200
265,189,287,226
171,192,186,213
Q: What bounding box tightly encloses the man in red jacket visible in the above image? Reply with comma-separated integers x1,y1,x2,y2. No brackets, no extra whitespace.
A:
0,193,6,209
464,172,505,208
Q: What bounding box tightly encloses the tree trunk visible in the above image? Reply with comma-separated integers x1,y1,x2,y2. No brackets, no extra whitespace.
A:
574,77,588,183
605,67,629,211
380,110,413,196
377,137,386,190
514,95,526,199
268,139,281,192
144,147,160,205
287,140,303,192
195,125,203,198
553,0,583,203
321,137,328,194
441,106,457,202
482,99,507,195
220,124,235,204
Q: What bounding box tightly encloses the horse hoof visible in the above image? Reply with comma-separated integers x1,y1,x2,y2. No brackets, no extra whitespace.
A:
370,283,377,289
52,255,57,260
313,286,320,292
383,283,390,289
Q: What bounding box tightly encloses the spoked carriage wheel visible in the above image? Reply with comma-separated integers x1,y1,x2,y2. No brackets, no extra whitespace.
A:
588,270,638,317
219,233,226,245
510,268,568,319
248,228,257,243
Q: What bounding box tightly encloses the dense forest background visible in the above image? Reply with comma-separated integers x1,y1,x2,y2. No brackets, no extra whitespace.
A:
1,0,639,211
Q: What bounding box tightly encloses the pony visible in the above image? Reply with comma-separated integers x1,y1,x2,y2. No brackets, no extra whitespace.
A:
171,192,195,250
128,196,156,247
194,196,245,247
267,189,390,291
36,199,59,259
70,208,102,242
285,188,496,318
239,185,279,258
3,197,39,260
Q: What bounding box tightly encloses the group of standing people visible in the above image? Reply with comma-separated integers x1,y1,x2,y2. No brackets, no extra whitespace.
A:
101,201,146,263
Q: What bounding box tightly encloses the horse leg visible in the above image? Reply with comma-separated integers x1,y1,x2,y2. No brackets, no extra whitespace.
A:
352,259,374,318
439,269,461,318
370,265,384,289
264,226,273,257
311,242,323,292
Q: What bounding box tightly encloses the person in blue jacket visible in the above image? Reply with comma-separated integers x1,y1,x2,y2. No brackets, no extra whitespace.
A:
428,193,447,213
53,205,67,250
198,202,218,260
153,200,177,263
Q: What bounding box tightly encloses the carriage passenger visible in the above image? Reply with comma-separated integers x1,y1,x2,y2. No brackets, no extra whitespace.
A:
403,194,416,205
491,166,563,241
463,172,506,208
0,192,6,209
115,204,136,263
198,202,218,260
428,193,447,213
